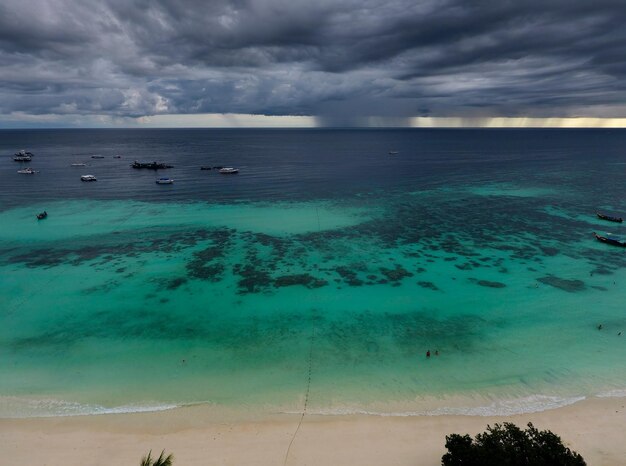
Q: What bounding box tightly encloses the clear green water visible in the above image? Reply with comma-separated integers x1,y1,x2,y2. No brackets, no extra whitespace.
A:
2,186,625,418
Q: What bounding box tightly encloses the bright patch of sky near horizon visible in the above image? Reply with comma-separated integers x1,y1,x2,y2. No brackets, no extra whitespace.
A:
2,114,626,128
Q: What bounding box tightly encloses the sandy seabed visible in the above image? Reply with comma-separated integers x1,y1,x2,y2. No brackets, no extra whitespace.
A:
1,397,625,466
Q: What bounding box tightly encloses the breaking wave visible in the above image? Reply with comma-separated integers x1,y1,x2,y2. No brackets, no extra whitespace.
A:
0,396,180,419
294,395,587,417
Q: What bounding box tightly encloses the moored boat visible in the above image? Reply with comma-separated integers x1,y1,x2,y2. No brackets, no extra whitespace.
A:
219,167,239,174
131,161,173,169
37,211,47,220
389,150,399,155
156,177,174,184
17,167,37,174
71,162,87,167
594,232,626,247
91,155,105,159
13,155,32,162
15,149,34,157
597,212,623,223
81,174,97,182
17,167,36,174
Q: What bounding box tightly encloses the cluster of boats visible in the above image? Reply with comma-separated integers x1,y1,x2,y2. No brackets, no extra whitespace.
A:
14,149,238,221
76,160,238,184
14,150,36,175
594,212,625,247
14,150,38,175
18,152,620,245
12,149,239,183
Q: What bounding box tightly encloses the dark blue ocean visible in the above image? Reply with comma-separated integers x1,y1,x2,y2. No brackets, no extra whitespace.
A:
1,128,624,208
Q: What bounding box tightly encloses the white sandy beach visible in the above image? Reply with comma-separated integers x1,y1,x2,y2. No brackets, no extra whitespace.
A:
1,397,625,466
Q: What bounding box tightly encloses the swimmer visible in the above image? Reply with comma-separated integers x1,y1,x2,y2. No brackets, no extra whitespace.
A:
426,350,431,358
435,350,439,356
598,324,603,330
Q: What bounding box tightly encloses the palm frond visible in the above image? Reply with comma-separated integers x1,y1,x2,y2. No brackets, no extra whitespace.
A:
153,450,174,466
140,450,152,466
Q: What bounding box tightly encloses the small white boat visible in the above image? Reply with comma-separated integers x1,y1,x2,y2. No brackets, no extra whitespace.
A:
17,167,37,174
15,149,34,157
389,150,399,155
156,177,174,184
71,162,87,167
14,155,32,162
91,155,105,159
81,174,97,182
219,167,239,174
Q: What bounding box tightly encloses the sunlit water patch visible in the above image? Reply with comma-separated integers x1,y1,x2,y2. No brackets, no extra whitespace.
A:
463,182,561,198
0,199,373,243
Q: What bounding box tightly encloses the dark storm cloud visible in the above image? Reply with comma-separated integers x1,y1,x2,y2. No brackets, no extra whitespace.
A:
1,0,625,122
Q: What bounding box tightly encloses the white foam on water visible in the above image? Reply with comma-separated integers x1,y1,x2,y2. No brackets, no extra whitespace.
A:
422,395,586,416
595,389,626,398
0,396,180,419
293,395,587,417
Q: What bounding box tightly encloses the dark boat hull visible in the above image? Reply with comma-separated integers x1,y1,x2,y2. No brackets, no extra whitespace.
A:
597,213,623,223
594,233,626,247
131,161,173,169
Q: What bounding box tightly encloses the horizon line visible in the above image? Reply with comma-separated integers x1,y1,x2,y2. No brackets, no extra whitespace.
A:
2,114,626,129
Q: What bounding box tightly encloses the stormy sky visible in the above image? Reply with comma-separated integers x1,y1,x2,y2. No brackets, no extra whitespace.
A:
1,0,626,127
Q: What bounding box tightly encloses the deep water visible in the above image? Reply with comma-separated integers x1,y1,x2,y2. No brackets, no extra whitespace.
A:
1,128,625,417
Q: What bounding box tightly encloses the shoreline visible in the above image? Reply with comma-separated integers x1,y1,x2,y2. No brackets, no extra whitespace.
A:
0,389,613,419
1,396,625,466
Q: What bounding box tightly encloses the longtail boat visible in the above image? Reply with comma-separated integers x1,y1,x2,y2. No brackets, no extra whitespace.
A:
597,212,623,223
594,232,626,247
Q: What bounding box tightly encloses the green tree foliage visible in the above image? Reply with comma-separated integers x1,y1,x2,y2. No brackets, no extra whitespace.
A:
140,450,174,466
442,422,586,466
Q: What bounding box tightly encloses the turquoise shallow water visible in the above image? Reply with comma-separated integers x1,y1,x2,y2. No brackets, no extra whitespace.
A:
1,129,626,418
1,187,626,418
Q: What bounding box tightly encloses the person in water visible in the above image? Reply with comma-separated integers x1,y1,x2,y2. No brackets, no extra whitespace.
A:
426,350,431,358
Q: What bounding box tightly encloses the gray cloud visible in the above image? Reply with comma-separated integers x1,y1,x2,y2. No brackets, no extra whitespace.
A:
1,0,625,124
